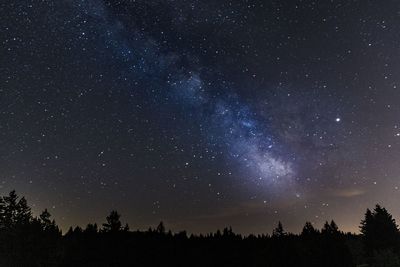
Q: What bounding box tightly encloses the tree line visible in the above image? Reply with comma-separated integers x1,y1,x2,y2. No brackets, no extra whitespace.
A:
0,190,399,266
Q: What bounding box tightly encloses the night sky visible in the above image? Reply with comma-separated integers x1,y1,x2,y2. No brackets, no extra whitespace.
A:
1,0,400,234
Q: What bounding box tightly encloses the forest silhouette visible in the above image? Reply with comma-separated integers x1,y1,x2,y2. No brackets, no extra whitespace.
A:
0,190,399,267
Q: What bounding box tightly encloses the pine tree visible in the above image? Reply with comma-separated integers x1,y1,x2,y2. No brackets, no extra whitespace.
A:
330,220,339,232
272,221,285,237
102,210,122,232
156,221,165,234
39,209,59,233
360,205,399,253
85,223,98,234
39,209,52,228
360,209,373,236
0,190,31,229
322,220,339,235
15,196,31,224
301,221,318,236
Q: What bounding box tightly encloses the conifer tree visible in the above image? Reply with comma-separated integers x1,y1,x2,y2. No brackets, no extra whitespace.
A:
272,221,285,237
102,210,123,232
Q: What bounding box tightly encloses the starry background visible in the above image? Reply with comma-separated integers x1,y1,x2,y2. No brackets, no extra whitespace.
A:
1,0,400,234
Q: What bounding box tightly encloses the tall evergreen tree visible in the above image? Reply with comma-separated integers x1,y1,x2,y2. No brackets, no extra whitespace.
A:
322,220,339,235
360,205,399,253
0,190,31,229
301,221,318,236
272,221,285,237
15,196,31,224
360,209,373,236
102,210,123,232
330,220,339,232
156,221,165,234
85,223,98,234
39,209,59,233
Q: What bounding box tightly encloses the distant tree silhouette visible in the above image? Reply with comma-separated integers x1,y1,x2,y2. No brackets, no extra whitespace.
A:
0,190,62,266
39,209,52,226
321,220,339,235
223,226,234,237
301,221,319,236
360,204,399,255
215,229,222,238
73,226,83,234
0,190,31,229
329,220,338,232
84,223,98,234
360,209,373,237
102,210,124,232
39,208,59,233
0,190,378,267
156,221,165,234
272,221,285,237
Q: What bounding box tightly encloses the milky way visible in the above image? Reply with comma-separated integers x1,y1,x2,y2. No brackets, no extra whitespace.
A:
1,0,400,234
76,0,295,189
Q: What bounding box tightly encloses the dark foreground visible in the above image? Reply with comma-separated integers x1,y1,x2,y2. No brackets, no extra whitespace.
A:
0,191,399,267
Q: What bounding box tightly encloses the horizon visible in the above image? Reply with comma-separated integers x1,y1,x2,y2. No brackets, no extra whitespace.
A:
12,189,387,235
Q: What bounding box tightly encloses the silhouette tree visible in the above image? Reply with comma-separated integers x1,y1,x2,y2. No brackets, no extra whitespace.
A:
0,190,360,267
329,220,339,232
102,210,123,232
73,226,83,234
272,221,285,237
360,209,373,236
360,204,399,254
0,190,31,229
321,220,339,235
301,221,319,236
223,226,234,237
15,195,31,224
156,221,165,234
0,191,63,266
39,208,59,233
215,229,222,238
84,223,98,234
39,209,52,226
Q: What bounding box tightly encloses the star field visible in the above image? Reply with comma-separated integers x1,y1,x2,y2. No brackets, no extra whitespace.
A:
1,0,400,234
